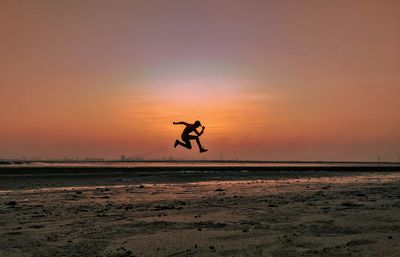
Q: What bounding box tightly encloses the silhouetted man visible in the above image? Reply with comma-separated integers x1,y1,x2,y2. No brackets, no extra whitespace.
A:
173,120,208,153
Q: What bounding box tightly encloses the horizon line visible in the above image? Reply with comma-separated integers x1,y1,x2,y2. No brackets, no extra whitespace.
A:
1,159,400,165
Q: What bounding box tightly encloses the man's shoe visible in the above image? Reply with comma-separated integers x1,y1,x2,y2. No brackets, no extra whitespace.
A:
200,148,208,153
174,140,179,148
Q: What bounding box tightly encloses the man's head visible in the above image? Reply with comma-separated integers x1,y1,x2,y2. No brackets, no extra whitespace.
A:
194,120,201,127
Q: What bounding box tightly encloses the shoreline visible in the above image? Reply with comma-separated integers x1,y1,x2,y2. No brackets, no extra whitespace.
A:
1,166,400,190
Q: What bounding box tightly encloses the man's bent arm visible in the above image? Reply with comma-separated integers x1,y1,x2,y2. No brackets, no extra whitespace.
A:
194,128,204,136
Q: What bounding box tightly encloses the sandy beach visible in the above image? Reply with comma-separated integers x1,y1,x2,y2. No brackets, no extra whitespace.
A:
1,167,400,257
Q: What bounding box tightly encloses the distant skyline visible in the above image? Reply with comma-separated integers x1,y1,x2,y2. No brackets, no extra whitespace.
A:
1,0,399,161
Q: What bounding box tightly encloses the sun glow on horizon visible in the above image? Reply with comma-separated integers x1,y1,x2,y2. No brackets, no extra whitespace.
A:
0,1,399,160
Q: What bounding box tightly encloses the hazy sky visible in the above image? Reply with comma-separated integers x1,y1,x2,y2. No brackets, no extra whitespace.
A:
1,0,399,161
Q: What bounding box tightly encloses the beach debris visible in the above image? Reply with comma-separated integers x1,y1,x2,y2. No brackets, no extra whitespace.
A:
341,202,364,207
153,204,175,211
31,214,45,218
175,200,187,205
124,204,134,211
46,235,58,242
5,200,17,206
215,188,224,192
116,178,132,182
346,239,375,246
105,247,135,257
30,224,45,229
64,194,81,200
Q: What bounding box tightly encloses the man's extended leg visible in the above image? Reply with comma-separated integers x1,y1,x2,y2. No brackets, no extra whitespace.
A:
188,135,208,153
175,138,192,149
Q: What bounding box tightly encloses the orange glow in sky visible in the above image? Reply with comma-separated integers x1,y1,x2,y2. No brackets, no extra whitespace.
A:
0,1,399,161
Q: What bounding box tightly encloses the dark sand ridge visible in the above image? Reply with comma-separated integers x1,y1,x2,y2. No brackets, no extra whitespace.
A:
0,167,400,256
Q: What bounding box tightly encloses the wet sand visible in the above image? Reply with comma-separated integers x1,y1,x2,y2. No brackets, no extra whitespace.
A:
1,167,400,256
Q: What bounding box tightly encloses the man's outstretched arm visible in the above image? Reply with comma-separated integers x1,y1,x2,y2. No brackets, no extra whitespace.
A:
173,121,189,125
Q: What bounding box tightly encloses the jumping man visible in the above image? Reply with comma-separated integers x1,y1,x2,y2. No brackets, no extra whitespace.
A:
173,120,208,153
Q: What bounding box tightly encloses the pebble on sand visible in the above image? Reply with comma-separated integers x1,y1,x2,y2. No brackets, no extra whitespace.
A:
5,201,17,206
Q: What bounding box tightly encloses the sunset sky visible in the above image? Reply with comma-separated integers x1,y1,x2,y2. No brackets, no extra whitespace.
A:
1,0,399,161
